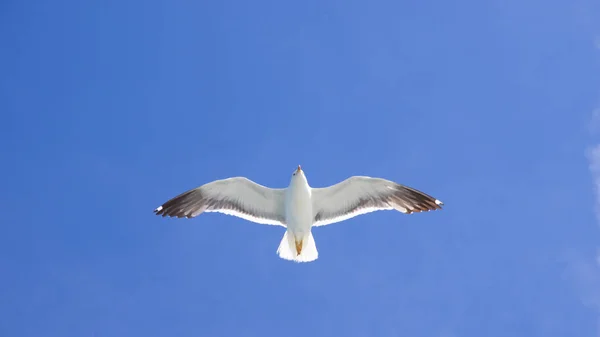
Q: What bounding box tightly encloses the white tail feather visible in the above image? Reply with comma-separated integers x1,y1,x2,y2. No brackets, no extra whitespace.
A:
276,231,319,263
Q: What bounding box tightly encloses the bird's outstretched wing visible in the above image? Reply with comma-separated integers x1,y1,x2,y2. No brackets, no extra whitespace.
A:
311,176,443,226
154,177,287,227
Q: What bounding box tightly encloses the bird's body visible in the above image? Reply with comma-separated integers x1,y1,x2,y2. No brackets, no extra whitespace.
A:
283,173,313,250
154,165,443,263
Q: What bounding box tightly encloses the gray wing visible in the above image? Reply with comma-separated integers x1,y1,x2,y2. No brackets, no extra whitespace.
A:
311,176,443,226
154,177,287,227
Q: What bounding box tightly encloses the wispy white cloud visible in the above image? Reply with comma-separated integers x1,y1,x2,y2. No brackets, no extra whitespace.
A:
570,122,600,337
589,108,600,134
587,144,600,215
576,11,600,329
558,145,600,337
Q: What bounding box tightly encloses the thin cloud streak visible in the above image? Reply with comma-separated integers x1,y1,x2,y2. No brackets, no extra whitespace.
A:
580,134,600,337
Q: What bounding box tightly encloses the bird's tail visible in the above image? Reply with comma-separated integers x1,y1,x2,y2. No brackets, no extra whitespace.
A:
276,230,318,263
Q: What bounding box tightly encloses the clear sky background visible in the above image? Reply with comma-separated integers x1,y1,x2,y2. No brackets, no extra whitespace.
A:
2,0,600,336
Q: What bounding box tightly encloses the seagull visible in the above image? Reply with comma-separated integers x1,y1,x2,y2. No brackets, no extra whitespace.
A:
153,165,444,263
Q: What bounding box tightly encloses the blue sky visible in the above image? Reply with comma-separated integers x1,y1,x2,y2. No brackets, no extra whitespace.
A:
2,0,600,336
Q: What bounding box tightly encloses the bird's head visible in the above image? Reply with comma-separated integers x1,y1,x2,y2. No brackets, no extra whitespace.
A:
290,165,306,184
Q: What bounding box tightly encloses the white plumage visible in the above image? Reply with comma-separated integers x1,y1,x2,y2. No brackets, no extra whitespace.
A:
154,165,444,263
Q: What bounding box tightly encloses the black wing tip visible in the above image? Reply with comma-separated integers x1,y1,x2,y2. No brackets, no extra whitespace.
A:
153,205,197,218
392,183,444,211
424,198,444,211
402,197,444,214
153,188,205,219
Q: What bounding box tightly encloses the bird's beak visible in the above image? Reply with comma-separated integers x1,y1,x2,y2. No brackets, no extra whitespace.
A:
297,165,302,173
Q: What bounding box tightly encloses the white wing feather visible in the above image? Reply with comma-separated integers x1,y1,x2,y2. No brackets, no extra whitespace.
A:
154,177,287,227
311,176,443,226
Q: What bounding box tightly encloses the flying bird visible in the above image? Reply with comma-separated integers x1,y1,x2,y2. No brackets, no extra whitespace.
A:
153,165,444,263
